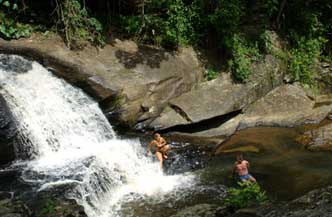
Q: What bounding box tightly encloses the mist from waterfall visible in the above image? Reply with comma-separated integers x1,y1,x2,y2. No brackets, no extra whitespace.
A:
0,54,196,217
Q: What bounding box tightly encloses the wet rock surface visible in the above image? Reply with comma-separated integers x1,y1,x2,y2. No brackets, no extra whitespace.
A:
0,191,31,217
0,192,87,217
170,186,332,217
298,122,332,151
0,54,32,74
256,186,332,217
0,94,17,165
170,204,229,217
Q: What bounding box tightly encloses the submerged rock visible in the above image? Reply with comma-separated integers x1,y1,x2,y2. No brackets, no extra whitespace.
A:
0,95,17,165
298,122,332,151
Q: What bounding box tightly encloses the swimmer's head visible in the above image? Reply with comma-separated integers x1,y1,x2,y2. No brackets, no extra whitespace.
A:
154,133,161,139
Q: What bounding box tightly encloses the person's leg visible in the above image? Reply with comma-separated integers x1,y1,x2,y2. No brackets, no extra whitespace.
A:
248,174,256,182
156,151,163,169
161,145,170,159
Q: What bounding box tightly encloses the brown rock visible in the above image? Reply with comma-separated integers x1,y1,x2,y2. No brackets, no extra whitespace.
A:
0,35,202,127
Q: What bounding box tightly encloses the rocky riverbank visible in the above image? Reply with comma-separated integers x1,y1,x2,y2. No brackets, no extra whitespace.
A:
0,33,332,217
169,186,332,217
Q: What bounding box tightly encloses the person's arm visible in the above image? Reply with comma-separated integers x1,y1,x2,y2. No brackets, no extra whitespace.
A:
147,140,156,154
158,137,167,147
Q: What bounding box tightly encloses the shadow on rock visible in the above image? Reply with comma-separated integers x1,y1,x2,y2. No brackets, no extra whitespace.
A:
115,45,171,69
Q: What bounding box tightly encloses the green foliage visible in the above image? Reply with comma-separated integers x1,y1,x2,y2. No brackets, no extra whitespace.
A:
120,0,206,48
262,0,279,21
288,36,326,87
260,31,273,54
209,0,244,48
38,200,57,217
204,68,218,81
55,0,105,49
224,182,268,209
229,35,261,82
0,1,32,39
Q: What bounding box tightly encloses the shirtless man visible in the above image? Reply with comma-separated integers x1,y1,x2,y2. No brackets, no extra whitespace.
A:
233,154,256,182
147,133,170,169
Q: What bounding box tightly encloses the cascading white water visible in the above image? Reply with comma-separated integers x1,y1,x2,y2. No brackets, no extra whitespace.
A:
0,54,196,217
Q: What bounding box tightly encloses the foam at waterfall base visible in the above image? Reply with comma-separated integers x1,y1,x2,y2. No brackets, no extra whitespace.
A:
0,54,196,217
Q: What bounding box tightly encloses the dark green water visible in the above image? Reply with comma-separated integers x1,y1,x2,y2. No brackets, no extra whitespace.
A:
112,125,332,216
201,126,332,201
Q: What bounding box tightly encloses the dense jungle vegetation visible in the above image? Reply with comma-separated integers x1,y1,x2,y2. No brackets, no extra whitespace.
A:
0,0,331,85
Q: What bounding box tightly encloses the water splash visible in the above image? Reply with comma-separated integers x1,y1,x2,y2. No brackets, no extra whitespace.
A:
0,54,196,217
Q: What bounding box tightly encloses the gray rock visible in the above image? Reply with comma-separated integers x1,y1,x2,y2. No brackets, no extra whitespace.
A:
0,193,31,217
150,55,284,130
165,85,332,147
315,61,332,94
0,54,32,74
170,204,229,217
0,37,202,127
256,186,332,217
0,95,17,165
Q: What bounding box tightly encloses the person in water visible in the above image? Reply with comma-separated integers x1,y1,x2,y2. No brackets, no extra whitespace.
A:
147,133,170,169
234,154,256,182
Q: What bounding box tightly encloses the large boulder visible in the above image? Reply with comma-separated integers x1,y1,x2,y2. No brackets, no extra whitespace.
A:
0,35,202,127
165,84,332,146
148,55,284,130
315,61,332,94
256,186,332,217
0,95,17,165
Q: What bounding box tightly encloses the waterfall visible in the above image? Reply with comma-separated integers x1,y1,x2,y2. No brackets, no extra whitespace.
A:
0,54,196,217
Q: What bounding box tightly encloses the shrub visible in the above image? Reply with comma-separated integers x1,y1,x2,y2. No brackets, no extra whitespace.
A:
204,68,218,81
209,0,244,47
120,0,206,48
288,36,326,87
224,181,268,209
229,35,261,82
54,0,105,49
0,0,32,39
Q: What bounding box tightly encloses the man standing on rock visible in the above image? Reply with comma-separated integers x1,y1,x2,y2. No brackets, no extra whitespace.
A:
147,133,170,169
234,154,256,182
